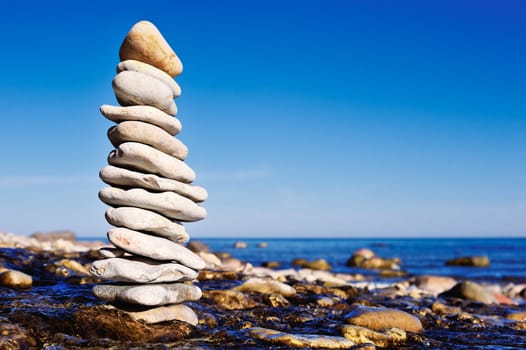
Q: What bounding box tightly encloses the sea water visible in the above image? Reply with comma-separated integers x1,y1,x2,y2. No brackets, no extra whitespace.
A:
199,237,526,282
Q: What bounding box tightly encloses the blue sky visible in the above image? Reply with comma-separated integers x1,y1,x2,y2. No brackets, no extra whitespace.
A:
0,0,524,238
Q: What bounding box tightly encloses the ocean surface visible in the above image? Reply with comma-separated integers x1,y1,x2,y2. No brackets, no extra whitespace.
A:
196,237,526,282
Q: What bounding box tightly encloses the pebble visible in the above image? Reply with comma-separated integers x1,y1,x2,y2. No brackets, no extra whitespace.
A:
234,241,248,249
92,283,201,306
105,206,189,243
341,325,406,348
439,281,497,304
124,304,198,325
411,275,458,296
234,277,296,297
108,121,188,160
90,256,198,283
202,290,258,310
445,256,490,267
248,327,357,349
119,20,183,77
344,304,423,333
99,187,206,222
0,270,32,289
98,247,126,258
99,104,181,135
108,142,195,183
113,71,176,115
107,227,205,270
117,60,181,98
100,165,207,203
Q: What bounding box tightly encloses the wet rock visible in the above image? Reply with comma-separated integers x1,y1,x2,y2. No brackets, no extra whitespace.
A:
202,290,257,310
361,257,400,270
234,241,248,249
257,242,268,248
506,311,526,321
341,325,406,348
263,293,292,307
353,248,375,260
344,304,423,333
292,258,309,267
0,318,37,349
379,269,407,278
72,306,192,342
411,275,457,295
262,261,280,269
439,281,497,304
431,301,462,315
249,327,356,349
445,256,490,267
0,270,32,289
292,258,332,270
234,277,296,297
55,259,90,275
30,230,76,242
306,258,332,271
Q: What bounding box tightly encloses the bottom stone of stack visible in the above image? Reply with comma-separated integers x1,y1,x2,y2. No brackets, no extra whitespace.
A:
92,283,202,306
105,303,199,325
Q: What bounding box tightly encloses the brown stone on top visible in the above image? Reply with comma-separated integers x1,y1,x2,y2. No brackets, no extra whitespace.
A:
119,20,183,77
344,304,423,333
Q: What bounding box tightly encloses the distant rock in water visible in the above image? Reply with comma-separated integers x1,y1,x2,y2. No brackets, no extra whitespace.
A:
234,241,248,249
91,20,207,325
445,256,490,267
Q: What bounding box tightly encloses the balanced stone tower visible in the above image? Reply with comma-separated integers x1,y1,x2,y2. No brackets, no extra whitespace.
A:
90,21,207,325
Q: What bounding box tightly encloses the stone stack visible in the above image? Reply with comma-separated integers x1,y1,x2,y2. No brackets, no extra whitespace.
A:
90,20,207,325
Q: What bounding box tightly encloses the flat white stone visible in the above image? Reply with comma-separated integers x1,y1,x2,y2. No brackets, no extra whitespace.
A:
105,206,189,243
125,304,198,325
98,247,126,258
92,283,202,306
108,121,188,160
107,227,206,270
100,105,181,135
99,187,206,222
113,71,176,115
100,165,207,203
117,60,181,98
90,256,198,283
108,142,195,183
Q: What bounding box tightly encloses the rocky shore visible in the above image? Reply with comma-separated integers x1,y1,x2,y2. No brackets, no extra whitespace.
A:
1,231,525,349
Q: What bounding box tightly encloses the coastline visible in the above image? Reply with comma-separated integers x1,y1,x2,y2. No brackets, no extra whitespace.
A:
1,232,525,349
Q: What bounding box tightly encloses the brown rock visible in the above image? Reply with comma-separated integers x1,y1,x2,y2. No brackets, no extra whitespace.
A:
292,258,309,267
262,261,280,269
439,281,496,304
341,325,406,348
249,327,356,349
119,20,183,77
306,258,332,271
431,301,461,315
202,290,258,310
186,240,210,253
506,311,526,321
0,270,32,290
344,304,423,333
445,256,490,267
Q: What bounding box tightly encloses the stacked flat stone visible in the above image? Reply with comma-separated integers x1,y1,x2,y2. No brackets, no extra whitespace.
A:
90,20,207,325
